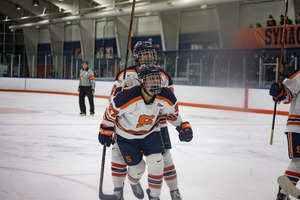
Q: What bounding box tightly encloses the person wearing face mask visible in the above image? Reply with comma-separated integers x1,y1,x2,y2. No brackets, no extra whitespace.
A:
267,14,277,26
289,53,297,69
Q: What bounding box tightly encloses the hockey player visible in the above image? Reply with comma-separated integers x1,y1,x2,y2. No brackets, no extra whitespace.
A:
269,71,300,200
109,41,183,200
98,64,193,200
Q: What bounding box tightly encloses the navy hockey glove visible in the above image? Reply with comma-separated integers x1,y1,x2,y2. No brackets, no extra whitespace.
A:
269,82,287,101
98,124,114,147
176,122,193,142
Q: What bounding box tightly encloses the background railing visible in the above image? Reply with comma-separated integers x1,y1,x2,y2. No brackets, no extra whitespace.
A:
0,48,299,88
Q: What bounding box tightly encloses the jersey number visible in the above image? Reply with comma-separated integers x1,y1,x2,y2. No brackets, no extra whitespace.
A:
108,103,119,118
137,115,155,128
125,156,132,163
297,146,300,153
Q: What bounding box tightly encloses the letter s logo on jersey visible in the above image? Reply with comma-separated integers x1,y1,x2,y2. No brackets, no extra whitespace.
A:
136,115,155,128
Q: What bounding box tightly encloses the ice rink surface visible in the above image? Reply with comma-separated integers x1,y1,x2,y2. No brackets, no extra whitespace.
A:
0,91,294,200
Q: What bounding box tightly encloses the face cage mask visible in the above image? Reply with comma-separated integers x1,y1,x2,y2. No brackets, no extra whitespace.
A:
137,49,157,65
142,73,162,95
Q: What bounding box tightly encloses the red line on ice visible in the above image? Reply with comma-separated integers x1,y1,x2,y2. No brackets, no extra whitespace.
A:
0,166,97,190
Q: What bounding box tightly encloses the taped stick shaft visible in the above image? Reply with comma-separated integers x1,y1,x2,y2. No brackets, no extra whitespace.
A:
122,0,136,89
270,0,288,145
270,100,278,145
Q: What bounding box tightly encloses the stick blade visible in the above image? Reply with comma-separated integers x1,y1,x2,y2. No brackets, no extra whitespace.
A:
278,175,300,198
99,192,118,200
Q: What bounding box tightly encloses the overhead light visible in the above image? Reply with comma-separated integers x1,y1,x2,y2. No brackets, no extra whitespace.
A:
201,4,207,9
16,5,21,10
32,0,39,7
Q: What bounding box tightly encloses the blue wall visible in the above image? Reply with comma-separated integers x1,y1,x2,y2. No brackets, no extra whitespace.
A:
37,43,52,64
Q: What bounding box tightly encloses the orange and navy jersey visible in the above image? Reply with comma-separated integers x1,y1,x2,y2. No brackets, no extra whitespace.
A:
110,65,174,96
109,65,138,96
102,86,183,139
282,71,300,132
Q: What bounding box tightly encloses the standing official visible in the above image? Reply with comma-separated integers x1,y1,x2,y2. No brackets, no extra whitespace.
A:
78,60,95,116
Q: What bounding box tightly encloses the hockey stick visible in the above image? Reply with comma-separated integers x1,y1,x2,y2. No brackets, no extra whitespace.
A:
278,175,300,199
121,0,136,89
99,144,118,200
270,0,288,145
99,1,136,199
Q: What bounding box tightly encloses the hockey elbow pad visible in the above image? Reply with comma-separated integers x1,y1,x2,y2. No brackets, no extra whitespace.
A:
98,124,114,147
176,122,193,142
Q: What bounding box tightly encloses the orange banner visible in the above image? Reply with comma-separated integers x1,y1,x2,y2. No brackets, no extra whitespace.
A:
232,25,300,49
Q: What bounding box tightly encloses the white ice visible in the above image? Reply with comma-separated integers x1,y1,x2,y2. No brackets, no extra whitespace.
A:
0,91,294,200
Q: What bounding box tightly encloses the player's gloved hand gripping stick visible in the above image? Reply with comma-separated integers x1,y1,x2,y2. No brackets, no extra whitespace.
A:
269,82,287,102
99,124,114,147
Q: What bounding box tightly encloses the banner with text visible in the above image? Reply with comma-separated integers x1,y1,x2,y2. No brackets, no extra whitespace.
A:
232,25,300,49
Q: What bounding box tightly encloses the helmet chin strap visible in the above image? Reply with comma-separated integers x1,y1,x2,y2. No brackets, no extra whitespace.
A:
138,79,152,96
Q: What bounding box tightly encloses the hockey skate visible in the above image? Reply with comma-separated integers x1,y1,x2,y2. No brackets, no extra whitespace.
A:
146,188,160,200
113,186,124,200
130,182,144,199
170,189,182,200
276,192,291,200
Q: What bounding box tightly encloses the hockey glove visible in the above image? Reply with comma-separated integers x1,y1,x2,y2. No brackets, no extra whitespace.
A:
176,122,193,142
269,82,287,101
98,124,114,147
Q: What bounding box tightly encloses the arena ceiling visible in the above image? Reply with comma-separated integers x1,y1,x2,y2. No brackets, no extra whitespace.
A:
0,0,280,30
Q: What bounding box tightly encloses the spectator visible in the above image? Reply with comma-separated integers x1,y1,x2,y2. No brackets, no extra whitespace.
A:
256,23,261,28
280,63,294,81
280,15,293,25
166,56,175,77
267,14,276,26
49,68,57,78
148,38,154,46
247,53,260,87
148,38,159,51
289,53,297,68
